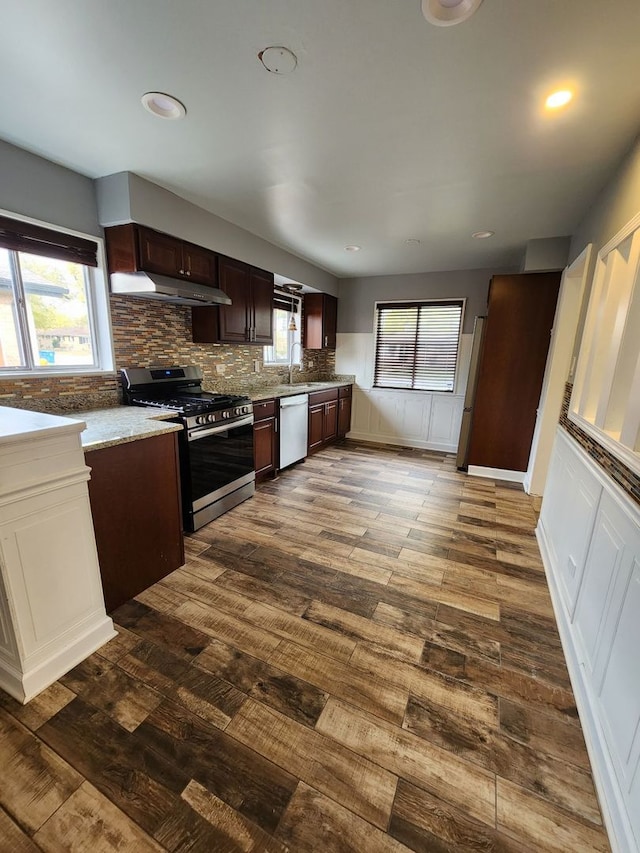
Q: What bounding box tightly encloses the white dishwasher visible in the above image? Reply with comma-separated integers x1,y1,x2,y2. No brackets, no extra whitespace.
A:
279,393,309,469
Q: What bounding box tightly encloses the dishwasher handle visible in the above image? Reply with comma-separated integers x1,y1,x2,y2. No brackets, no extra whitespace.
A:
280,394,309,408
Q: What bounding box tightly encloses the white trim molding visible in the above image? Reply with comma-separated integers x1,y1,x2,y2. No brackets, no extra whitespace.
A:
467,465,526,483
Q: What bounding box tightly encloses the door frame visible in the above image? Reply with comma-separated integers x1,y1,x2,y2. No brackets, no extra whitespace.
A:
524,243,592,496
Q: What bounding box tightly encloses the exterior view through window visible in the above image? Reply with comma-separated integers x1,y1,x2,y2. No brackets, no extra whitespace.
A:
0,248,96,371
264,292,301,365
374,300,464,391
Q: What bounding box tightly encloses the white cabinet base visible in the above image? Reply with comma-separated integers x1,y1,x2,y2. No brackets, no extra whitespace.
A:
537,427,640,853
0,407,115,705
0,616,115,704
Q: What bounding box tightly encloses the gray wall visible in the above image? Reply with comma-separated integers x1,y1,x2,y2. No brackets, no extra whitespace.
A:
0,139,100,236
337,268,505,335
570,133,640,266
96,172,339,296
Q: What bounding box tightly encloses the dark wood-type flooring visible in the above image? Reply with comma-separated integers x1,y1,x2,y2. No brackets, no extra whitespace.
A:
0,441,611,852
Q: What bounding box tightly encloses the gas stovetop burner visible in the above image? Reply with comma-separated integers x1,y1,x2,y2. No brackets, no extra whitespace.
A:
120,366,253,424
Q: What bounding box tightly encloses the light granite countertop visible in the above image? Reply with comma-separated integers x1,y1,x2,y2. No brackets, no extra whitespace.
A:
68,378,354,450
250,379,353,402
67,407,183,452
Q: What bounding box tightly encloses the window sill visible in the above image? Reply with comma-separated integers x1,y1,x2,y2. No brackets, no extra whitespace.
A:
0,368,117,380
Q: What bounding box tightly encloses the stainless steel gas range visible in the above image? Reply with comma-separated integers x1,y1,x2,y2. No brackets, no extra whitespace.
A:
121,366,255,531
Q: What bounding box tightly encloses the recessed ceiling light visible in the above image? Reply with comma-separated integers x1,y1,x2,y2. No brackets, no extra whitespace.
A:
141,92,186,120
545,89,573,110
404,239,421,246
344,245,361,252
472,230,494,239
422,0,483,27
259,46,297,74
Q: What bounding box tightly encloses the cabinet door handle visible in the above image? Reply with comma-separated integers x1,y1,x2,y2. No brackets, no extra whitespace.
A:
179,269,185,275
324,336,328,347
185,270,191,276
274,420,278,433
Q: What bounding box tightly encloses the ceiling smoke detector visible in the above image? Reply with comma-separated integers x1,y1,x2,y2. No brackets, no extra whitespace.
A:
472,230,495,239
259,46,298,74
422,0,484,27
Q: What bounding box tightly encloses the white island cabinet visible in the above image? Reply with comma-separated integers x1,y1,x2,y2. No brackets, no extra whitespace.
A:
0,406,115,703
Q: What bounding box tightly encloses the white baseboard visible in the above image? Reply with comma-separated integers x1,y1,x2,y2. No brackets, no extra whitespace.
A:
536,521,635,853
346,431,456,453
0,616,116,704
467,465,526,483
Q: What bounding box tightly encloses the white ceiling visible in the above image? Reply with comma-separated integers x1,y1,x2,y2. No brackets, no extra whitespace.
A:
0,0,639,278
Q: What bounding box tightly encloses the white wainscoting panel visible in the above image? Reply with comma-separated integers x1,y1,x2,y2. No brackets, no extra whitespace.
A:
349,388,463,452
537,426,640,853
336,331,468,452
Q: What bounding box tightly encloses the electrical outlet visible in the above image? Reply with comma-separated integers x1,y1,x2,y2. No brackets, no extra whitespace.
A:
216,363,226,374
253,359,261,373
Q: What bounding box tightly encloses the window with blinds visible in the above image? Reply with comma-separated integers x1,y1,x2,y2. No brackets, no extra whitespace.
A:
0,214,112,375
373,300,464,392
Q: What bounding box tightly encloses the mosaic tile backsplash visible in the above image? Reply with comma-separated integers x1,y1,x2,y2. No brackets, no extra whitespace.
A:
0,295,338,413
560,382,640,508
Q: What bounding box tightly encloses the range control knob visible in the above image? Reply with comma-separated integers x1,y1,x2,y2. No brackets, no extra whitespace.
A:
222,411,230,419
196,415,205,425
207,413,216,423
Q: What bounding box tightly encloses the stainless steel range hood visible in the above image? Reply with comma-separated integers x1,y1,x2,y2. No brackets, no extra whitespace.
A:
109,272,232,306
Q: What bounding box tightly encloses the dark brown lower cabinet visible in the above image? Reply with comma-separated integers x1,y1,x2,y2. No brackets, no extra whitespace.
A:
86,431,185,613
308,386,351,454
338,387,352,436
308,403,325,452
253,398,278,481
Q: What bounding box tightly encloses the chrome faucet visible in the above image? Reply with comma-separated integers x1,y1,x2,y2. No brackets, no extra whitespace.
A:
289,341,303,385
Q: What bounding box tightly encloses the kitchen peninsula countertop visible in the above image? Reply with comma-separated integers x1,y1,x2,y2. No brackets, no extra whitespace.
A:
68,406,182,452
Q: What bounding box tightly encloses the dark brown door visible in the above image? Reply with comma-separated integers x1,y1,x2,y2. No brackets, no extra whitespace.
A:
218,256,250,342
250,268,274,345
338,396,352,436
308,404,325,452
137,226,184,277
467,272,561,472
323,400,338,442
254,417,276,479
184,242,217,286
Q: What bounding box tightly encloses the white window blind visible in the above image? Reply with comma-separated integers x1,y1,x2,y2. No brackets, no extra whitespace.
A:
374,300,463,391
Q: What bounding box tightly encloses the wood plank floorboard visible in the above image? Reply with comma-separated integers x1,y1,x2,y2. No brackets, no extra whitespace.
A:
0,440,610,851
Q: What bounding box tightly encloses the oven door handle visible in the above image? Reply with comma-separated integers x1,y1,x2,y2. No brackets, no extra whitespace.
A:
187,414,254,441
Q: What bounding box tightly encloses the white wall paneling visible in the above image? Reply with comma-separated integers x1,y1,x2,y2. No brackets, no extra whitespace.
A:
336,332,468,452
0,407,115,703
349,388,463,452
570,212,640,477
538,426,640,852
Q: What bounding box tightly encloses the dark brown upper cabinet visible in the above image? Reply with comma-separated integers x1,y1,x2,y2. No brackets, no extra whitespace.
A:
104,223,217,287
193,255,274,345
304,292,337,349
